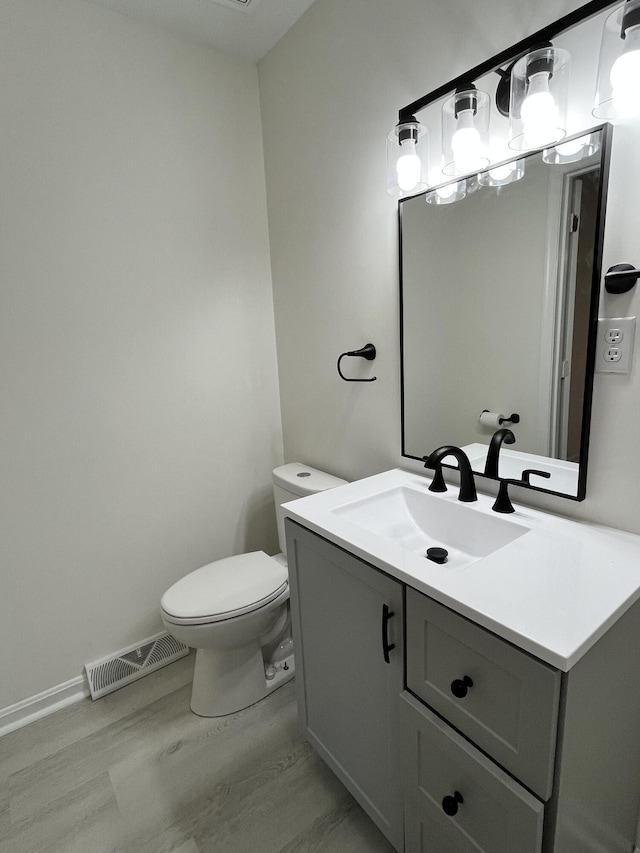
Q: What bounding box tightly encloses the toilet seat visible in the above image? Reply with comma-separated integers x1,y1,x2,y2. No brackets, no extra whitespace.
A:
161,551,288,626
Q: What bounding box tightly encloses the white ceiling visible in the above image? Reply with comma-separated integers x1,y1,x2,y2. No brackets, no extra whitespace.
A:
83,0,318,62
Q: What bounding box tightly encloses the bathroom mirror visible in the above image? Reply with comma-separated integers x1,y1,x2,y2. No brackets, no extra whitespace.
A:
400,125,611,500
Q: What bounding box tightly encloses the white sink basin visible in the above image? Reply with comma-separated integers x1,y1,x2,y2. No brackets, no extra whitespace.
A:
282,469,640,671
331,484,529,568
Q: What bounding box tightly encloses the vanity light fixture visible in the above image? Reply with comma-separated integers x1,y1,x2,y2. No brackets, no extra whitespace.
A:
594,0,640,118
390,1,621,196
507,45,571,151
386,116,429,196
442,85,490,176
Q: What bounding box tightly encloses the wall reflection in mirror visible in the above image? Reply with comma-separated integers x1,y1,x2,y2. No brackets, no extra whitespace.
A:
400,126,611,500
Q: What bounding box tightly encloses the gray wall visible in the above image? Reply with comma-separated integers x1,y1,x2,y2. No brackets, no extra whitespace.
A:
259,0,640,534
0,0,283,709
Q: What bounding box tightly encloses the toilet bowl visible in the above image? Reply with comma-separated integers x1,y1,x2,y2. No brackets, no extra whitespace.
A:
160,463,346,717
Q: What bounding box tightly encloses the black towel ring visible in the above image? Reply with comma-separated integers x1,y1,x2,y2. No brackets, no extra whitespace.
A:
337,343,377,382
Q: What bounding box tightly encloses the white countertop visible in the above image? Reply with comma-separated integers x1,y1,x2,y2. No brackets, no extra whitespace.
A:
282,468,640,671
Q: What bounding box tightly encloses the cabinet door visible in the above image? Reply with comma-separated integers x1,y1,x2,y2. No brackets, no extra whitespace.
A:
287,521,404,852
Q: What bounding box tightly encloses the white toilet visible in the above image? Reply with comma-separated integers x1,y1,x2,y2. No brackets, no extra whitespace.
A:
160,463,346,717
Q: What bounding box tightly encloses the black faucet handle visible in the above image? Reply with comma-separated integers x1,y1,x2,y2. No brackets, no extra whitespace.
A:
521,468,551,485
428,466,447,493
423,448,455,493
492,479,521,513
493,468,553,514
422,456,447,492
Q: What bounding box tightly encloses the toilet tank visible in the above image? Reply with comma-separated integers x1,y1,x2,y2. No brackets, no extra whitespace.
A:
272,463,347,555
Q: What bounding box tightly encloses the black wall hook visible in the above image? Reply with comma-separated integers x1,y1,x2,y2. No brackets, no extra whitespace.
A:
337,343,377,382
605,264,640,294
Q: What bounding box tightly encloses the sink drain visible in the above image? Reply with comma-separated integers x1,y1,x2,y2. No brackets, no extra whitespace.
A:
426,547,448,564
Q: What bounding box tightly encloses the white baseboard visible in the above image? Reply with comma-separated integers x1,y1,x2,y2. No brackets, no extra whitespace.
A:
0,674,90,738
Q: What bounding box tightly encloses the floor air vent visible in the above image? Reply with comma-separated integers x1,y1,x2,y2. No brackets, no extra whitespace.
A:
85,632,189,699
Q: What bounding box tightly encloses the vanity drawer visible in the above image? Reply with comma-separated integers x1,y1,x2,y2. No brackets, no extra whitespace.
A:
400,692,544,853
406,590,561,800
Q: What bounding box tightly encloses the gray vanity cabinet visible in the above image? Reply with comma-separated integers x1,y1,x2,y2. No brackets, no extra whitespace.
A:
287,518,640,853
286,520,405,851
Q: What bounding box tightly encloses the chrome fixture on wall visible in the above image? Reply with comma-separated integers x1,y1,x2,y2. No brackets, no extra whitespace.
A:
387,0,632,198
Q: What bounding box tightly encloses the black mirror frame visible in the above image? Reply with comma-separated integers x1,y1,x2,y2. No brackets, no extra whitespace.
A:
399,122,613,502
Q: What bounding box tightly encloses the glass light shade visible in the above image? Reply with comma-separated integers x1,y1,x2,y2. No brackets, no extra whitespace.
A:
508,46,571,151
542,132,600,164
442,87,490,177
478,157,526,187
387,119,429,196
465,174,480,194
594,0,640,119
425,178,467,205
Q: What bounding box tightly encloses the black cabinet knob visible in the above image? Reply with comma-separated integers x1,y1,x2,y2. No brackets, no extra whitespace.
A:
450,675,473,698
442,790,464,816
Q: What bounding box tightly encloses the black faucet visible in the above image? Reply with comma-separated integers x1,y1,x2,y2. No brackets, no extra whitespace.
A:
492,469,551,513
423,445,477,502
484,428,516,479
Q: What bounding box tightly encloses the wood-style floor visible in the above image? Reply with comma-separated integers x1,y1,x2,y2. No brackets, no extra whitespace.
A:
0,655,396,853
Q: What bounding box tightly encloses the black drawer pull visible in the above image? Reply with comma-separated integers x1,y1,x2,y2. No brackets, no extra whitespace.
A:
442,790,464,817
450,675,473,698
382,604,395,664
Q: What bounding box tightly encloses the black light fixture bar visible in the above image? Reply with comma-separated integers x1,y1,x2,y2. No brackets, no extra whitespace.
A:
399,0,621,122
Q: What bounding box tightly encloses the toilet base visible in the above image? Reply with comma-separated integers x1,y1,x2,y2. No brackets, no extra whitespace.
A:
190,644,295,717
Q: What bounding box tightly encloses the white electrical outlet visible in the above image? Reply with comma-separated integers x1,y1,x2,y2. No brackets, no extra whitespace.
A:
604,346,622,362
605,328,623,344
596,317,636,374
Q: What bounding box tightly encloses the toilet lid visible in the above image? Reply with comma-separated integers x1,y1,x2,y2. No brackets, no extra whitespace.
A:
161,551,288,621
